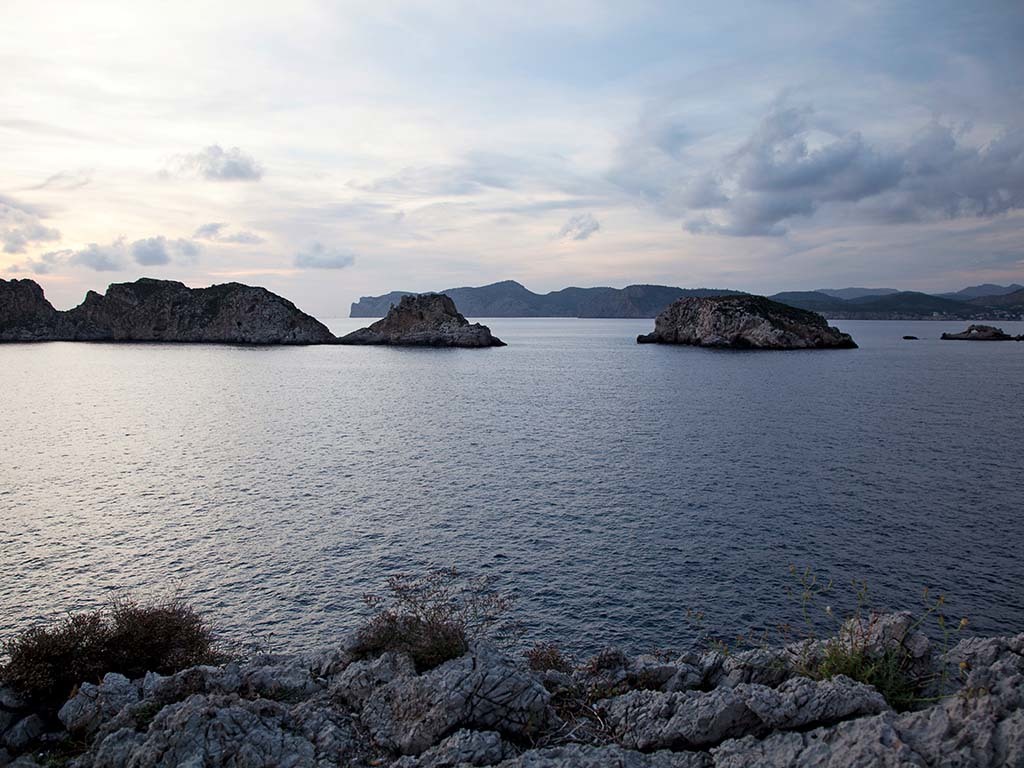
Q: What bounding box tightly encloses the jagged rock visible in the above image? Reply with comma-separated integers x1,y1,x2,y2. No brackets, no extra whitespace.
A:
602,675,887,750
494,744,710,767
81,693,355,768
239,656,321,700
392,729,511,767
362,643,554,755
58,673,140,736
141,663,242,704
332,652,416,710
1,715,43,751
0,278,334,344
941,324,1019,341
337,294,506,347
636,295,857,349
0,279,58,341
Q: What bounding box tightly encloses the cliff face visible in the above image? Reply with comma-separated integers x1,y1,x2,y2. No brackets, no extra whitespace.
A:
637,295,857,349
338,293,505,347
0,279,60,341
0,278,334,344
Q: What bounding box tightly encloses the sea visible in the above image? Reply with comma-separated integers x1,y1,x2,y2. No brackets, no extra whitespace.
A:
2,318,1022,654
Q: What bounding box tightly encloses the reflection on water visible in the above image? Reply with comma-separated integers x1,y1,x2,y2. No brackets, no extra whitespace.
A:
2,319,1022,652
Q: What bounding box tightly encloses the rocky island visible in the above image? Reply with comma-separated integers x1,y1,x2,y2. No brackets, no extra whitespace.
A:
637,294,857,349
0,278,334,345
338,293,506,347
0,612,1020,767
940,324,1023,341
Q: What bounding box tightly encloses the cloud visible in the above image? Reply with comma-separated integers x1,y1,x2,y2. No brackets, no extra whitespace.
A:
0,194,61,253
174,145,263,181
130,236,200,266
613,100,1024,237
294,242,356,269
351,152,588,198
69,240,128,271
7,234,199,274
557,213,600,240
192,222,265,243
27,169,92,191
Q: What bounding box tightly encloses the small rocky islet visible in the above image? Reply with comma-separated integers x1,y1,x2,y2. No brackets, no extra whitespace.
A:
338,293,506,347
0,613,1021,767
637,294,858,349
941,324,1023,341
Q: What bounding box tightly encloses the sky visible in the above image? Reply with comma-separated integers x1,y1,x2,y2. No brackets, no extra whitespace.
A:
2,0,1023,316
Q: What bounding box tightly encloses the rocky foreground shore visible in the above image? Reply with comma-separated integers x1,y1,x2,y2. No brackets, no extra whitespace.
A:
1,613,1020,767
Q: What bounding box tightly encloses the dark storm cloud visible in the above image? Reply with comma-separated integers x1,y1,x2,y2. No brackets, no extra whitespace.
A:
557,213,600,240
293,242,356,269
614,100,1024,236
613,101,1024,237
176,145,263,181
192,222,265,244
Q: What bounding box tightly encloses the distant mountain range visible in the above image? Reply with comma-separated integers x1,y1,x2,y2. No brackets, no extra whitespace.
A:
350,281,1024,320
350,281,742,319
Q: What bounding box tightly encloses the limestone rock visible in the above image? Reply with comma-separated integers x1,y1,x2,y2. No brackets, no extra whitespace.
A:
602,675,887,750
941,324,1019,341
636,295,857,349
58,673,140,736
2,715,43,751
338,294,506,347
0,278,334,344
362,644,554,755
391,729,511,767
332,652,416,710
495,744,710,767
82,693,355,768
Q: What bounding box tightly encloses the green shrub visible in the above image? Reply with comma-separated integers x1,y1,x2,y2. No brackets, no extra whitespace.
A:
1,595,221,713
352,567,519,672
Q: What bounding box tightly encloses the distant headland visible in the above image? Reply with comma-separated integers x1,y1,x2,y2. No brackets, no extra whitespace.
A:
351,281,1024,321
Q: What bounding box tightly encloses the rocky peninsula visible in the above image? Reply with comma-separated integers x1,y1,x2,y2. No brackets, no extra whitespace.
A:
0,278,334,345
637,295,857,349
338,293,506,347
941,324,1023,341
0,613,1020,767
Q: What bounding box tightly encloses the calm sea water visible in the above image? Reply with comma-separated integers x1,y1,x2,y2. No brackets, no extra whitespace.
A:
2,319,1022,654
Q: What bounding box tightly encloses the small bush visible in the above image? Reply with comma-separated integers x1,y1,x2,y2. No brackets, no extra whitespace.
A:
1,595,220,713
525,642,574,673
353,567,519,672
813,639,918,710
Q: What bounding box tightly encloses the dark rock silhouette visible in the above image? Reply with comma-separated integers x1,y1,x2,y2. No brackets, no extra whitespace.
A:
338,294,505,347
0,278,334,344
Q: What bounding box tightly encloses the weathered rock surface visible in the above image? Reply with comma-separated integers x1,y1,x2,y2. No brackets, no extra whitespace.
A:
941,324,1022,341
602,675,888,751
338,293,506,347
0,278,334,344
0,618,1020,768
0,279,60,341
362,643,553,754
636,295,857,349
